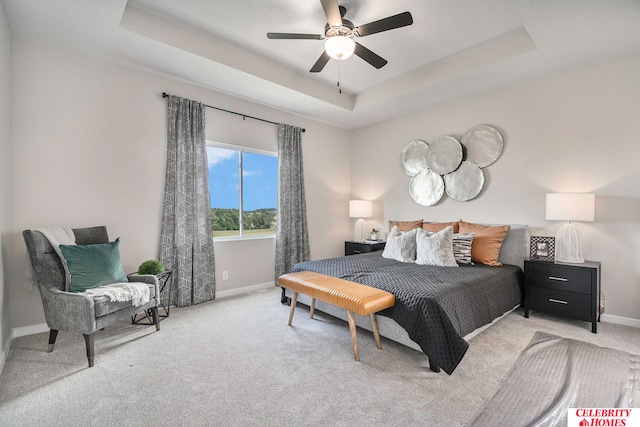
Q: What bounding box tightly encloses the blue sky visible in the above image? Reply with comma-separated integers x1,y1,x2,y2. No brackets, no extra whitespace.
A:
206,146,278,211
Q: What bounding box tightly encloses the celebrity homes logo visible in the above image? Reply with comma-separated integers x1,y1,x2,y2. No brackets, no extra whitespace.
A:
568,408,639,426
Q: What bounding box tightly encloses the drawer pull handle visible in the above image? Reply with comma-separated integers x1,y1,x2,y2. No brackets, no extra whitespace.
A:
353,250,362,254
548,276,568,282
548,298,568,305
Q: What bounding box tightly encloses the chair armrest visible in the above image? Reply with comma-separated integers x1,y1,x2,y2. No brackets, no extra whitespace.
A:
127,274,160,305
38,285,97,335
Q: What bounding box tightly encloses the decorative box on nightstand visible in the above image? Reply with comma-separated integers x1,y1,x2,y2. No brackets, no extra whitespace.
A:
345,240,385,256
524,260,601,333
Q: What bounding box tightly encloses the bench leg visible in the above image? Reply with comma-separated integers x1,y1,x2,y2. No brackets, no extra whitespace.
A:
370,314,382,350
347,311,360,362
288,291,298,326
309,298,315,319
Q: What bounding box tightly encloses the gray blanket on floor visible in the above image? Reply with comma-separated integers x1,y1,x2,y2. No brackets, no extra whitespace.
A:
469,331,639,426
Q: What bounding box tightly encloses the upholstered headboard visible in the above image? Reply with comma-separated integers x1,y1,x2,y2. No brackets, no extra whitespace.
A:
496,224,530,271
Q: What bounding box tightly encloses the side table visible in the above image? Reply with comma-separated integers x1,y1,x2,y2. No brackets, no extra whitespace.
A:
132,270,173,325
524,260,601,333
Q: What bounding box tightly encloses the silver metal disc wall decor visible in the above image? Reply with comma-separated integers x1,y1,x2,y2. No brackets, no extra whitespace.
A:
426,136,463,175
443,160,484,201
409,169,444,206
461,125,504,167
400,125,504,205
400,140,430,176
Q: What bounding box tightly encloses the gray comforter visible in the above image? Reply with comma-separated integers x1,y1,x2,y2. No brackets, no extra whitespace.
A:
291,251,523,374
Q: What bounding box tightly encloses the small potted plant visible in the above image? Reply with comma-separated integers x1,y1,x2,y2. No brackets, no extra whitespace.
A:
370,228,380,241
137,259,165,275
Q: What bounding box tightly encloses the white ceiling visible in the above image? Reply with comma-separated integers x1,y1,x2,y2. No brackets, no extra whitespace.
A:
3,0,640,129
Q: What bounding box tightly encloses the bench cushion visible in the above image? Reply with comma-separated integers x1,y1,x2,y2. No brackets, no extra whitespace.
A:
278,271,395,317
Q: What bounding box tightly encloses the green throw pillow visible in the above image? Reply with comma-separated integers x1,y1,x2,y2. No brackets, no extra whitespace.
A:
59,239,128,292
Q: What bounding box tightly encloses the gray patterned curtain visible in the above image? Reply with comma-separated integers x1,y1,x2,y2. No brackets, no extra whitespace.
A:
160,95,216,306
275,124,311,281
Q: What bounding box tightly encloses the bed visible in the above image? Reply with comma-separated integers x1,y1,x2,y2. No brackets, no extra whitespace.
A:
281,224,529,375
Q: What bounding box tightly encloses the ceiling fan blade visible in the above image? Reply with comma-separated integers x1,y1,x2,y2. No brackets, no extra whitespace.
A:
310,51,331,73
320,0,342,27
267,33,323,40
354,42,387,69
355,11,413,37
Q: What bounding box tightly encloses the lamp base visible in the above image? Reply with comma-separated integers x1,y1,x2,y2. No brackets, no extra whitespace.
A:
555,222,585,263
354,218,367,242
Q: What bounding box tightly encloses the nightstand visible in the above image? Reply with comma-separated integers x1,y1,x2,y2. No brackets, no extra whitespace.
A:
345,240,385,256
524,260,601,333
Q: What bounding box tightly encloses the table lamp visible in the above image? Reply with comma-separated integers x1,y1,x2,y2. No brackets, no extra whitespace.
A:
349,200,373,242
545,193,595,263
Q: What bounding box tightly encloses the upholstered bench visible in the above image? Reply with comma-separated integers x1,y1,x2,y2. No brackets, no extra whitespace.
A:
278,271,395,361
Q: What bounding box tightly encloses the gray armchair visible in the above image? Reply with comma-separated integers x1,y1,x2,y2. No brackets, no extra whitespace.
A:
23,226,160,367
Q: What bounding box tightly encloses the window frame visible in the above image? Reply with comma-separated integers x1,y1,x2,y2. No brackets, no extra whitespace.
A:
206,141,278,241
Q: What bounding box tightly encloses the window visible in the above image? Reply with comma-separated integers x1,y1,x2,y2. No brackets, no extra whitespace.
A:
206,143,278,239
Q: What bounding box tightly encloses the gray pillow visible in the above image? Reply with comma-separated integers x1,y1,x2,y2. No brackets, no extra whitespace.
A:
382,226,417,263
415,226,458,267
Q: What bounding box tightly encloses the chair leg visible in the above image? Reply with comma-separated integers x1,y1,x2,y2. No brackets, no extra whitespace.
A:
48,329,58,353
151,306,160,331
83,333,95,368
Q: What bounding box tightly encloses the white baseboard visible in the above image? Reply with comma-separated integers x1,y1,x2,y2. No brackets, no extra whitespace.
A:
601,314,640,329
13,322,48,338
215,281,275,299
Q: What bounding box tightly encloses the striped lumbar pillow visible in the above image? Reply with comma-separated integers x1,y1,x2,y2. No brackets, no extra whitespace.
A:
452,233,475,265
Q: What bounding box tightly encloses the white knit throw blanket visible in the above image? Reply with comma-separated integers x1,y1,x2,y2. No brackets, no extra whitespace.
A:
83,282,150,307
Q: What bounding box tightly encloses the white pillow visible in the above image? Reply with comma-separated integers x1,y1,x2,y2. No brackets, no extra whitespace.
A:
415,226,458,267
382,226,417,263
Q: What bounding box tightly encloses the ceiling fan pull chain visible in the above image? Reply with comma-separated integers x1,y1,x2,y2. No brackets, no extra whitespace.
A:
337,60,342,94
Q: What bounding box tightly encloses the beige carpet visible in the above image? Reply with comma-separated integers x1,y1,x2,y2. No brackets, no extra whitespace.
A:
1,287,639,426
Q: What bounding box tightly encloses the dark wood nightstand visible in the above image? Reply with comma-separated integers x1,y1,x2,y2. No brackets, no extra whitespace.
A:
345,240,386,256
524,260,601,333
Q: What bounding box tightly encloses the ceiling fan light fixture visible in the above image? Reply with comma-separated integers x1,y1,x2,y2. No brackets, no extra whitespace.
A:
325,36,355,60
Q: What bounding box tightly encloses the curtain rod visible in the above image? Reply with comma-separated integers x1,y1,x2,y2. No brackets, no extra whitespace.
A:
162,92,305,132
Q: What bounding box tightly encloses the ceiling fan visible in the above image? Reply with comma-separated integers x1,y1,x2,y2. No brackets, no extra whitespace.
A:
267,0,413,73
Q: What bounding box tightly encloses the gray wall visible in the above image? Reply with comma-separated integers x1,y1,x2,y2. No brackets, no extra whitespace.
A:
0,1,11,368
6,37,351,330
350,52,640,323
4,31,640,339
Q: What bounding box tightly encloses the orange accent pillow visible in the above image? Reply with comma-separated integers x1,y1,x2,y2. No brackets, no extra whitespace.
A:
458,220,510,266
388,220,423,232
423,221,460,233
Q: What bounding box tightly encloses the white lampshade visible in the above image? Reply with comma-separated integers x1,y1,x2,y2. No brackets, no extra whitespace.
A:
349,200,372,242
349,200,372,219
545,193,595,263
545,193,595,222
325,36,355,60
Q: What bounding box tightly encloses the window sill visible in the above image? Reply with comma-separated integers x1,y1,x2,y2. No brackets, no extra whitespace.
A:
213,234,276,243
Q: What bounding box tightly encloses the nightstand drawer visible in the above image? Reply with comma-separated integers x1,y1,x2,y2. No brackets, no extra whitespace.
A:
345,241,385,256
526,263,592,294
527,287,592,321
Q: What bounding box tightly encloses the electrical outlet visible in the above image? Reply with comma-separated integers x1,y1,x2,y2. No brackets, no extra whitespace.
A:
222,271,229,280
